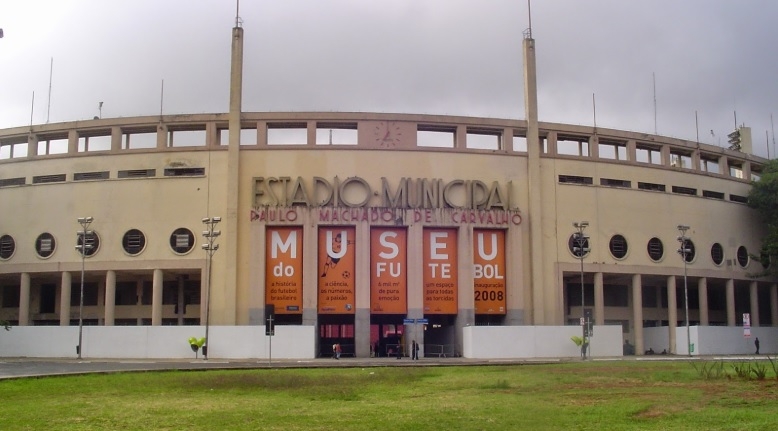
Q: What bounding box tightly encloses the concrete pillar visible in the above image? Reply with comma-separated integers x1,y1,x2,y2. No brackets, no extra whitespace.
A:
219,24,244,326
632,274,644,355
626,139,636,161
156,124,168,148
60,272,72,326
667,276,677,354
111,126,122,151
152,269,163,326
698,278,709,325
726,279,736,326
588,135,599,158
718,155,728,175
104,270,116,326
455,125,466,149
593,272,604,325
770,283,778,327
68,129,78,153
19,273,31,326
524,35,544,325
307,121,316,146
27,134,39,157
177,276,185,326
750,281,760,327
691,149,701,171
355,222,371,357
136,280,144,326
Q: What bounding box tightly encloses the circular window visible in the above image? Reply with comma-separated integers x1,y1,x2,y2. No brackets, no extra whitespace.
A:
647,237,664,262
736,246,749,268
568,233,590,258
76,231,100,257
609,234,628,259
710,243,724,266
170,228,195,254
122,229,146,256
0,234,16,260
678,238,695,263
35,233,57,259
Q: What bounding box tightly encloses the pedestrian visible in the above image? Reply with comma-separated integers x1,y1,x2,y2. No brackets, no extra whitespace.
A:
335,343,341,359
412,340,419,360
396,341,402,360
755,337,760,355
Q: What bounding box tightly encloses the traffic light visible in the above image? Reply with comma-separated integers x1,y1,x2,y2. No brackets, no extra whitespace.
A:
265,304,275,336
572,232,590,258
584,309,593,337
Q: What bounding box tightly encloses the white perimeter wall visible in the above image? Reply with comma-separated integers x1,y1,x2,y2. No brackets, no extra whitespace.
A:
644,326,778,356
0,326,316,359
462,325,623,359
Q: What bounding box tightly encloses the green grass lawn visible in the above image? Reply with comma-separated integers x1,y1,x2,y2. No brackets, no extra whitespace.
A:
2,361,778,430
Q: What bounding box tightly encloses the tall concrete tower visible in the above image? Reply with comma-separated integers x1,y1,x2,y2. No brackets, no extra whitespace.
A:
523,20,546,324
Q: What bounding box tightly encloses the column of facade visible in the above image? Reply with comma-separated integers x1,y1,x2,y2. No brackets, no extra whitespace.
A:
104,270,116,326
698,278,709,325
666,276,677,354
770,283,778,326
60,272,72,326
354,222,372,357
631,274,644,355
152,269,163,326
136,280,144,325
726,279,736,326
18,273,31,326
593,272,604,326
749,281,760,327
177,276,186,326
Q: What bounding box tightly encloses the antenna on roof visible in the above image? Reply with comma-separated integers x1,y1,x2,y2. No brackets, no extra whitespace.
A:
592,93,597,134
29,91,34,128
160,79,165,117
653,72,657,135
46,58,53,123
527,0,532,38
235,0,242,28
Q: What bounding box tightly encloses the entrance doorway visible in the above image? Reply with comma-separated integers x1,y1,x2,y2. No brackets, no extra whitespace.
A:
370,314,405,357
318,314,355,358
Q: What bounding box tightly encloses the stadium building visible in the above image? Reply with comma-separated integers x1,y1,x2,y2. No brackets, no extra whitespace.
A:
0,19,775,359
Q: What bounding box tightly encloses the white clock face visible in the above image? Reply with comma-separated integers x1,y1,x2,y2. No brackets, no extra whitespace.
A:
374,121,402,148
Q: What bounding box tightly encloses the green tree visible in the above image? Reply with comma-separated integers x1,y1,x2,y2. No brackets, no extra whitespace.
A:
1,320,9,330
748,159,778,276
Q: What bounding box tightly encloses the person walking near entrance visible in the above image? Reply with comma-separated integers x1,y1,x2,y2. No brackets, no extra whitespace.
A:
755,337,760,355
412,340,419,360
396,341,402,360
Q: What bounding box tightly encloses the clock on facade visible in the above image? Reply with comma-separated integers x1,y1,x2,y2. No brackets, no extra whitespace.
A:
373,121,403,148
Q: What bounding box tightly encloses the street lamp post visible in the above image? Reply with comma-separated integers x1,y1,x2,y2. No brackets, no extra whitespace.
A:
75,216,94,359
677,225,692,357
573,221,590,359
201,217,221,360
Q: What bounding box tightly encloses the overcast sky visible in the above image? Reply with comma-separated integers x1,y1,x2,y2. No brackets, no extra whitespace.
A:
2,0,777,157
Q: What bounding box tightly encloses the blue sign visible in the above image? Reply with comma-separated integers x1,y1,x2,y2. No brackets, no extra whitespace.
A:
417,318,429,324
402,318,415,324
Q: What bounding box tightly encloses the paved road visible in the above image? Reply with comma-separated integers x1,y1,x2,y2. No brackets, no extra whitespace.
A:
0,354,769,380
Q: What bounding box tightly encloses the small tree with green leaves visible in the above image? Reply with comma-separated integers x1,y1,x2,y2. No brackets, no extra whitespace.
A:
748,159,778,276
188,337,206,358
1,320,10,331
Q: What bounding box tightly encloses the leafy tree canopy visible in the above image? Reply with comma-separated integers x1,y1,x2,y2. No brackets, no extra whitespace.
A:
748,159,778,276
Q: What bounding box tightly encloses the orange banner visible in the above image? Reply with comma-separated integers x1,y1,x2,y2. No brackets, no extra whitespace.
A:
370,228,407,314
473,229,506,314
423,228,458,314
265,227,303,314
318,227,356,314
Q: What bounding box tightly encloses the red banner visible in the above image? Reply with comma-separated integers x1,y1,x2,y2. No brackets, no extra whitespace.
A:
473,229,506,314
318,227,356,314
423,229,458,314
265,227,303,314
370,228,407,314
